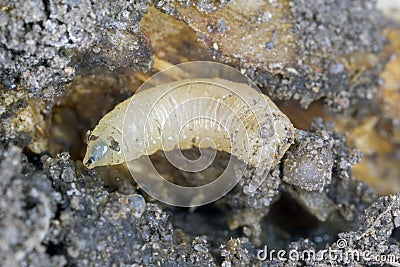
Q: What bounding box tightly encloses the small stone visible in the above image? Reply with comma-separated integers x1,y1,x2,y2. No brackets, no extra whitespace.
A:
216,19,228,33
213,43,219,50
261,11,272,22
61,167,75,182
265,41,274,50
194,244,208,254
93,47,101,53
329,63,344,74
395,215,400,228
283,132,334,191
127,194,146,218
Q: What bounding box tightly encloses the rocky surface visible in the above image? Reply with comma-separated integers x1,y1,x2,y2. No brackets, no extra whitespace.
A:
152,0,388,110
0,143,398,266
0,0,151,99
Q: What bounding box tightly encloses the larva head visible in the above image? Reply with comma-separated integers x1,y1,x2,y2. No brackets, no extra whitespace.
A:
83,133,122,169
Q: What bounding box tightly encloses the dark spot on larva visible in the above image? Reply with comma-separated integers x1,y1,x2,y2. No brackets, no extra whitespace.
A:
86,156,95,166
109,138,120,152
89,135,99,141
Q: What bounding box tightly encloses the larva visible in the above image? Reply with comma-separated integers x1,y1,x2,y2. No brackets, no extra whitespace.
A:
83,78,295,193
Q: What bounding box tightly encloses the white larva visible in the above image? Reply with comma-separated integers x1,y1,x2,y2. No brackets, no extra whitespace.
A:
83,78,295,190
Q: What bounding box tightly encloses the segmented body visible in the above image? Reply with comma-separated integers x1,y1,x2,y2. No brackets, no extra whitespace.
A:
83,78,295,180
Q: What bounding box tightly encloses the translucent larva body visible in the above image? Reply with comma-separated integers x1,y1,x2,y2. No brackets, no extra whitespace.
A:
83,78,295,181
